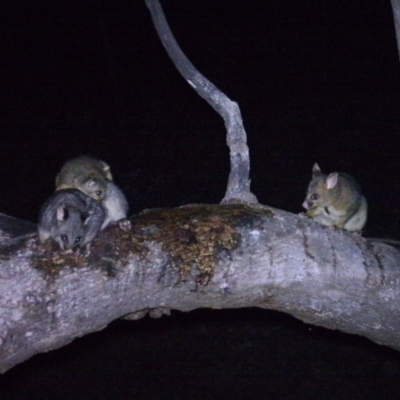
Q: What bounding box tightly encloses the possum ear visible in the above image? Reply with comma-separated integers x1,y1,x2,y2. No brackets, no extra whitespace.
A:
326,172,338,189
312,163,323,178
101,161,113,181
57,205,69,221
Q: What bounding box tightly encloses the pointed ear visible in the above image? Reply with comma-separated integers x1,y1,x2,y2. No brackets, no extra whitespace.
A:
326,172,338,189
57,205,68,221
101,161,113,181
312,163,322,178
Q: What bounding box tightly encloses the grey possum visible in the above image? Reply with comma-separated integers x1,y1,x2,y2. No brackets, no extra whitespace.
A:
55,156,128,227
55,156,113,201
302,163,367,232
38,189,106,250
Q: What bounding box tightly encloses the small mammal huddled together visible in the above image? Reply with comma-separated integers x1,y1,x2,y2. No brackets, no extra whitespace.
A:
38,156,129,250
302,163,368,232
38,157,368,250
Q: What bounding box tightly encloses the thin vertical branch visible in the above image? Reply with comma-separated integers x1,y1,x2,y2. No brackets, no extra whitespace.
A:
145,0,258,204
391,0,400,63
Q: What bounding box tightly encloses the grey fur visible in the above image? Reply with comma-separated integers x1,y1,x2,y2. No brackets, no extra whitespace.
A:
55,156,113,201
102,182,129,229
302,163,367,231
38,189,106,250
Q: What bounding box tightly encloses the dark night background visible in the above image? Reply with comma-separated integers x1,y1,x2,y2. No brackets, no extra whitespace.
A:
1,0,400,398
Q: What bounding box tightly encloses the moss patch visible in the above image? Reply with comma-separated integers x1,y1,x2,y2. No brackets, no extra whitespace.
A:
131,204,271,286
31,204,272,285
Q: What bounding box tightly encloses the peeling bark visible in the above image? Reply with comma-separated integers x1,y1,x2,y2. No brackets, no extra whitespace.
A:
1,205,400,373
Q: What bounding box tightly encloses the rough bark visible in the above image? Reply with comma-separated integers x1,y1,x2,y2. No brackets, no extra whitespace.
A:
1,205,400,373
144,0,257,205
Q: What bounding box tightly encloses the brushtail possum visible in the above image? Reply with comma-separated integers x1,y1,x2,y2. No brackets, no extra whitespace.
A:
302,163,367,232
55,156,113,201
55,156,128,227
38,189,106,250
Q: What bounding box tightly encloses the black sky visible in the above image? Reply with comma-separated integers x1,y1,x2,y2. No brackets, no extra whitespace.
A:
1,0,400,224
1,1,400,397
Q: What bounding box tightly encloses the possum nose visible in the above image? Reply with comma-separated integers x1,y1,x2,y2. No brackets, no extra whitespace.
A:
302,201,310,209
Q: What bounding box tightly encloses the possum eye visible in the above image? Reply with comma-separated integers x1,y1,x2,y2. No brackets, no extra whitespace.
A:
311,193,319,201
74,236,82,244
61,235,68,243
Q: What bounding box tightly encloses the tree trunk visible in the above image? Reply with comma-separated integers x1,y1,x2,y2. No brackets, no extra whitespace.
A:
1,205,400,373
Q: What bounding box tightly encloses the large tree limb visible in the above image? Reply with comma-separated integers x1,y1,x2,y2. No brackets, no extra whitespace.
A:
1,205,400,373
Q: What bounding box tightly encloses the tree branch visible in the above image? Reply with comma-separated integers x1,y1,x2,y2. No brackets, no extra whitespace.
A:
144,0,258,204
391,0,400,62
1,205,400,373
